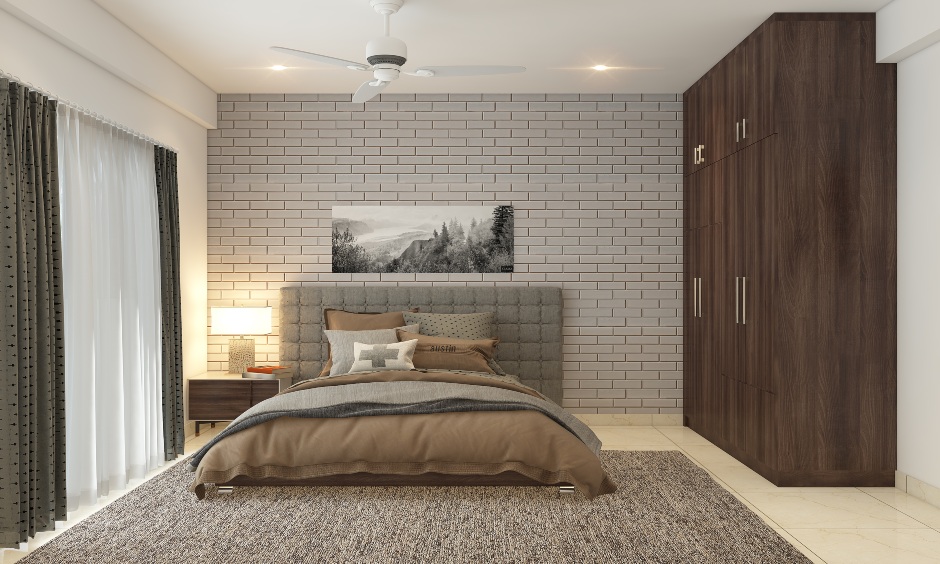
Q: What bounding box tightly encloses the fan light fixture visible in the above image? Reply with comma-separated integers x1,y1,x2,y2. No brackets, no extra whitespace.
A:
270,65,287,71
592,65,610,71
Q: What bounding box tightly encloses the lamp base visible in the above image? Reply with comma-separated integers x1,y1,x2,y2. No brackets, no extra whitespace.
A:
228,338,255,373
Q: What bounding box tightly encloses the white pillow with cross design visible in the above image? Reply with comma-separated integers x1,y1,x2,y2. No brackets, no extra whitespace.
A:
349,339,419,373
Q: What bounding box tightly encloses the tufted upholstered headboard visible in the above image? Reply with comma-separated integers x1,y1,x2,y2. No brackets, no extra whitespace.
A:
279,286,563,404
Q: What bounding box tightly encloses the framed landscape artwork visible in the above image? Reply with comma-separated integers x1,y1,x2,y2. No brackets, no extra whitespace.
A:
332,205,514,274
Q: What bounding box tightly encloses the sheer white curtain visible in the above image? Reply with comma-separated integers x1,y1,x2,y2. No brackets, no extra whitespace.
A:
57,106,165,510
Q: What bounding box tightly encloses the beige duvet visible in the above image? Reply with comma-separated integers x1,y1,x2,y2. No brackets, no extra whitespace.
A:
191,370,617,499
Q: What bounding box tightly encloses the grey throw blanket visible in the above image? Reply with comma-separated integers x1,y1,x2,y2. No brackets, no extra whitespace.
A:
187,380,601,471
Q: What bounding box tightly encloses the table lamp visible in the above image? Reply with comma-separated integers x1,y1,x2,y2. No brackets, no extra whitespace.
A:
211,306,273,373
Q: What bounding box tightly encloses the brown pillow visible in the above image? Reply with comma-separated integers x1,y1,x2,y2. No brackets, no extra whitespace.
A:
396,329,498,374
324,309,417,331
320,308,418,376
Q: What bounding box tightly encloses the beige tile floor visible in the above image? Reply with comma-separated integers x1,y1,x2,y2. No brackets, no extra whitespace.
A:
5,425,940,563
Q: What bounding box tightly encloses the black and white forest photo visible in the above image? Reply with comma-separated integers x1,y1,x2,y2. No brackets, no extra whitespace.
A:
332,205,514,274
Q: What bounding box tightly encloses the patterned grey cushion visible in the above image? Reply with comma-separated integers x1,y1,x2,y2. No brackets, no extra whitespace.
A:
349,340,418,373
324,324,419,376
403,312,507,375
280,286,563,404
403,312,495,339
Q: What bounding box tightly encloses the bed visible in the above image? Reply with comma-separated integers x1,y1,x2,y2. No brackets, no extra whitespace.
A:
188,286,616,499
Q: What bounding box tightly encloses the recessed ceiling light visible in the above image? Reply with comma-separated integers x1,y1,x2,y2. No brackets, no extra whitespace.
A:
270,65,287,71
592,65,610,71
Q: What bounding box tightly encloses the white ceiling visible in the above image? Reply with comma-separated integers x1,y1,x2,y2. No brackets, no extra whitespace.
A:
91,0,893,94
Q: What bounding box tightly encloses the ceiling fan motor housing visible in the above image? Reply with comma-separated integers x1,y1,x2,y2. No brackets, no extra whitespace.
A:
366,36,407,67
370,0,404,15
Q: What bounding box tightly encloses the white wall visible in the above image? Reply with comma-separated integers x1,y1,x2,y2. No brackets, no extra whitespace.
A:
0,0,215,128
879,0,940,492
895,40,940,491
0,5,213,388
877,0,940,63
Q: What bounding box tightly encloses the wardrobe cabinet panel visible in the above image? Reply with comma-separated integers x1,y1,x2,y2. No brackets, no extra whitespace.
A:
685,27,774,170
682,13,896,487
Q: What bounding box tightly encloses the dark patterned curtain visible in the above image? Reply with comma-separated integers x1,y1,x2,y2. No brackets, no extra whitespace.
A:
155,146,184,460
0,78,67,548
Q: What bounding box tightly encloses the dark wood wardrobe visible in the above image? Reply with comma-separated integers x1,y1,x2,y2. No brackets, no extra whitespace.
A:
682,13,897,486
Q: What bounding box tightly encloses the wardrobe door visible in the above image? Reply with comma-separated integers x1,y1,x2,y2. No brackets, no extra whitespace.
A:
685,226,705,432
710,55,736,162
741,26,774,147
723,153,746,385
683,74,714,174
683,82,697,176
686,169,708,230
723,155,747,449
742,383,776,468
743,137,775,393
729,45,748,153
702,220,725,442
684,223,697,428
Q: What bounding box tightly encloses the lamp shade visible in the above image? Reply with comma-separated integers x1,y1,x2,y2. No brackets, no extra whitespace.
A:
210,307,272,335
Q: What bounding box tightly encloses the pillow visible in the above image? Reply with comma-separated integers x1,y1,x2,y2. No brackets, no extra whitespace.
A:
324,324,419,377
349,340,418,374
402,312,507,375
396,329,498,374
403,312,494,339
320,308,418,376
325,308,418,331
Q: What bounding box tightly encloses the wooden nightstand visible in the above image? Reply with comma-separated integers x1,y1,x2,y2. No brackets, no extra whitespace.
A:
189,371,293,435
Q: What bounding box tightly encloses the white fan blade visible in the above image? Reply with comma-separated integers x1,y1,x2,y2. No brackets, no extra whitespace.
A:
406,65,526,78
352,80,389,103
271,46,369,71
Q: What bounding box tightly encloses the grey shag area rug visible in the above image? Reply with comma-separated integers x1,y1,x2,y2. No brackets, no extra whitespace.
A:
21,451,810,564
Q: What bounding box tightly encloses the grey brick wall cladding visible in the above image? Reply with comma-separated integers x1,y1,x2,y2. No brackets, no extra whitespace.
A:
207,92,683,415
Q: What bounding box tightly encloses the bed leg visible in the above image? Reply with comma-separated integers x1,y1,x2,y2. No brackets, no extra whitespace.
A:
217,486,234,495
558,486,575,494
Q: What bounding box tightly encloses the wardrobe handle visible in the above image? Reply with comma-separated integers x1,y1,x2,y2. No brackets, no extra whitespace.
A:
735,277,740,324
699,145,705,164
742,118,747,139
736,121,740,143
693,278,698,317
699,277,703,318
742,276,747,324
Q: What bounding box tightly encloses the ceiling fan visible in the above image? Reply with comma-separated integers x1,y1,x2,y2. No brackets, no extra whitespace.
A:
271,0,526,103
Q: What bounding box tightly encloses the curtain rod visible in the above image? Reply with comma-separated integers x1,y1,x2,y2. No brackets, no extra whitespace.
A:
0,67,179,153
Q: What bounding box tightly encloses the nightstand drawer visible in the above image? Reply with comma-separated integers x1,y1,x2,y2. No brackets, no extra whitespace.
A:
189,378,284,422
189,380,252,421
250,380,279,405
